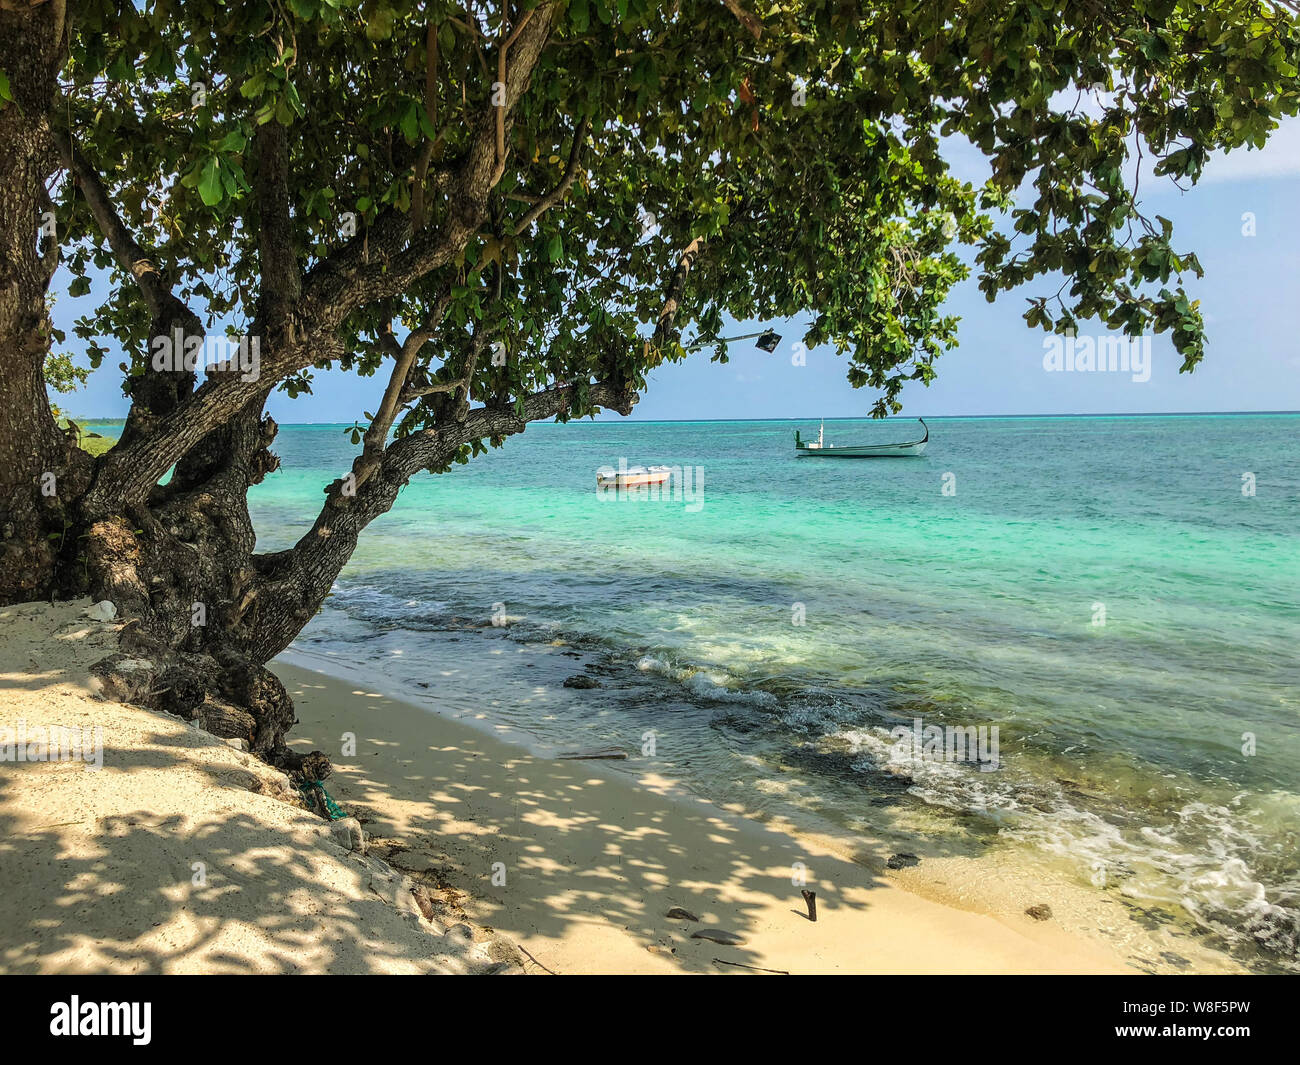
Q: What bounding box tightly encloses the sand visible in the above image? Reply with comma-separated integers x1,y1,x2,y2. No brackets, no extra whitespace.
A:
277,662,1152,974
0,599,1237,975
0,601,520,975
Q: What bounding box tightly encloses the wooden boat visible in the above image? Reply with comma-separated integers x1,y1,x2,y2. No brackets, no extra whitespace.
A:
794,418,928,457
596,464,672,489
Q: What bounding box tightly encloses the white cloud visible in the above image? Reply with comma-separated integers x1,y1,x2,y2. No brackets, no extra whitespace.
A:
941,110,1300,193
1201,116,1300,183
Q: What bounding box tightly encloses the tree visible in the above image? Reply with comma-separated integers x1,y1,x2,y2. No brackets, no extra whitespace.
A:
1,0,1297,765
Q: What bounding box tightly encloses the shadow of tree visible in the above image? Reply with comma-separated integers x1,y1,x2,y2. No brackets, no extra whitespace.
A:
0,739,476,974
281,671,905,974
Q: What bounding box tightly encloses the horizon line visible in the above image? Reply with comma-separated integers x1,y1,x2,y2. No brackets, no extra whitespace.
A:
72,409,1300,426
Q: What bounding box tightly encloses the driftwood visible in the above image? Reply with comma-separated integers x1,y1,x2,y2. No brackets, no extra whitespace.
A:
411,886,437,921
690,928,744,945
801,889,817,922
712,957,789,975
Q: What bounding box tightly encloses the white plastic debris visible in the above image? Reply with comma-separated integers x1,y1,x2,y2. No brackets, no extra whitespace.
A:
86,600,117,622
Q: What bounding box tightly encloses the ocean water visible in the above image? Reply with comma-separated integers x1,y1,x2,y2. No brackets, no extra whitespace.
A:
158,414,1299,970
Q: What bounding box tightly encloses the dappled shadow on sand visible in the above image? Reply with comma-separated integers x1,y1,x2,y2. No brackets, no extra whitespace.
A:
282,672,905,974
0,740,457,975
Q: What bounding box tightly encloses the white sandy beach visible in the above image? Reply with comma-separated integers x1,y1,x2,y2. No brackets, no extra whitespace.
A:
278,656,1256,975
0,602,521,974
0,600,1246,975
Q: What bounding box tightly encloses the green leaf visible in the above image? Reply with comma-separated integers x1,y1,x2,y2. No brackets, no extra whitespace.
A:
571,0,590,33
240,72,268,99
198,157,223,206
398,99,420,143
366,8,395,41
106,52,134,82
283,80,304,118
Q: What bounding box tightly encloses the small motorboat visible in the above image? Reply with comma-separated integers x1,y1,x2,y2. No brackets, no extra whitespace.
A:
596,464,672,489
795,418,928,457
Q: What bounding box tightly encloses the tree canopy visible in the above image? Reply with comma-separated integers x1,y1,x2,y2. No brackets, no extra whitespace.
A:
52,0,1300,433
2,0,1298,759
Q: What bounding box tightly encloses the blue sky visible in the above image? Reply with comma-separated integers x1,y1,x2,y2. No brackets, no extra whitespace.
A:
59,120,1300,423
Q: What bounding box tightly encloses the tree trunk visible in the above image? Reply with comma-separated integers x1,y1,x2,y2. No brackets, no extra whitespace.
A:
0,4,573,775
78,388,305,766
0,1,85,603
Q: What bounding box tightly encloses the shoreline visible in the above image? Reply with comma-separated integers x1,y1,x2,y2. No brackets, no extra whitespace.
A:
277,655,1211,974
0,599,1250,975
278,636,1255,975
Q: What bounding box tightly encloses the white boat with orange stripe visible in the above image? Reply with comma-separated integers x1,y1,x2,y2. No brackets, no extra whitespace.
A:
596,464,672,489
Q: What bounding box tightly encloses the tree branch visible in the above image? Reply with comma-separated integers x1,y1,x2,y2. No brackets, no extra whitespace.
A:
398,321,484,406
252,119,301,331
240,375,627,661
298,2,557,329
496,7,539,178
513,115,591,235
721,0,763,40
411,21,441,231
50,127,199,329
362,291,454,459
654,237,702,347
80,4,559,518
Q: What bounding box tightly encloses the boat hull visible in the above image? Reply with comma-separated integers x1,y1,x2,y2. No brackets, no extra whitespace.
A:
596,468,672,488
795,441,926,457
794,417,928,457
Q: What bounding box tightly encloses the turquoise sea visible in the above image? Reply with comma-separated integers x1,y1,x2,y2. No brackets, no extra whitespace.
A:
103,413,1300,971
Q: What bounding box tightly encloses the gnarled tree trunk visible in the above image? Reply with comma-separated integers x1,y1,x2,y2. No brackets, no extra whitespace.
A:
0,1,86,602
0,4,640,778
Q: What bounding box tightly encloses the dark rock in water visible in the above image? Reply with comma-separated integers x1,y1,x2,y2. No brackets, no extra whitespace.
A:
556,747,627,760
666,906,699,922
710,710,763,734
563,674,602,689
886,853,920,869
690,929,744,945
783,743,913,797
1025,904,1053,921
